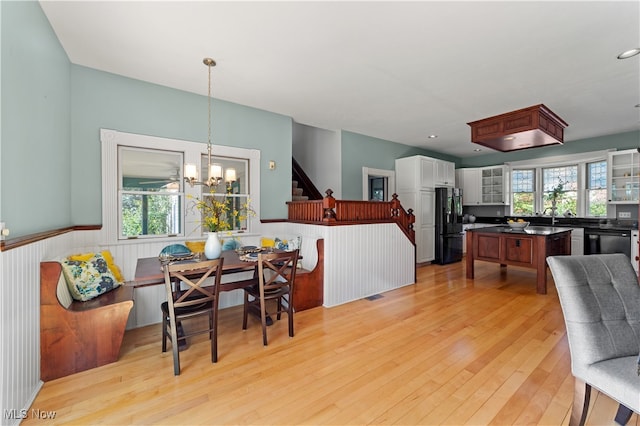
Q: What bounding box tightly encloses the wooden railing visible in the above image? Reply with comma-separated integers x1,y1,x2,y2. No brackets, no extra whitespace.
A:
287,189,415,245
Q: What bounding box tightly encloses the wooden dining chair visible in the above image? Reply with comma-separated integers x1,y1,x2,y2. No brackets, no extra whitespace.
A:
242,250,299,346
161,258,223,375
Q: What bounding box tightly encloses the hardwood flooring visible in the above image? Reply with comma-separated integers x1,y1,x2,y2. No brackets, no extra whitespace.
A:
26,260,638,425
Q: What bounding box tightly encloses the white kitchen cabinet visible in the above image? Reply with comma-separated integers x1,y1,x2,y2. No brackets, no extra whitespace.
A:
481,166,509,204
632,230,639,274
457,169,481,205
396,155,455,190
608,149,639,204
434,159,455,187
457,166,509,205
570,227,584,256
396,156,435,191
396,189,435,263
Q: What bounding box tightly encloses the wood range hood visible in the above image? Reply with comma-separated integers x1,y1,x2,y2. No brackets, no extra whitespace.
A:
467,104,568,152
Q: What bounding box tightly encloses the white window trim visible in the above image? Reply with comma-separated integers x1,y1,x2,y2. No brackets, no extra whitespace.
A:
100,128,261,245
362,167,396,201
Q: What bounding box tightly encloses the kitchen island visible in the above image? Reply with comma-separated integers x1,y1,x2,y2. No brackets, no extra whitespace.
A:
466,225,572,294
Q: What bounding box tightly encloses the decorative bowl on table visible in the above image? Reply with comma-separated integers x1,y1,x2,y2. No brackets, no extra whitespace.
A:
507,220,530,229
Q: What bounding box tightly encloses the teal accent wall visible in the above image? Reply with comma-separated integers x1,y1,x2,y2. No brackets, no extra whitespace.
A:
459,130,640,168
70,65,292,225
341,131,459,200
1,1,71,237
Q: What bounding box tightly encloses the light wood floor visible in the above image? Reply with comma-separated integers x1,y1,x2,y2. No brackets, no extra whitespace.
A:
26,260,638,425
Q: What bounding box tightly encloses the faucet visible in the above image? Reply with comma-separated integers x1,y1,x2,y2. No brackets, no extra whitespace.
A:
542,208,557,226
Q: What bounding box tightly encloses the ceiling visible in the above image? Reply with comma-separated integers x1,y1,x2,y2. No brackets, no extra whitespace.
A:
39,1,640,158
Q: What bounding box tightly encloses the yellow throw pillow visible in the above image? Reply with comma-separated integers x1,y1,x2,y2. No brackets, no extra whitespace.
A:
68,250,124,283
260,237,276,248
185,241,206,253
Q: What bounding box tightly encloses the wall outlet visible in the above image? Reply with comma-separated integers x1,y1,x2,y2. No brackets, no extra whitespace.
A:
619,211,631,218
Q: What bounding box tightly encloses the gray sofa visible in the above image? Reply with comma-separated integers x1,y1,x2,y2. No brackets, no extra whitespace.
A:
547,254,640,426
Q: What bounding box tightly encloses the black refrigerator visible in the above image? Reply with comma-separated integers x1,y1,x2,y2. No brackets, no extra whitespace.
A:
434,187,463,265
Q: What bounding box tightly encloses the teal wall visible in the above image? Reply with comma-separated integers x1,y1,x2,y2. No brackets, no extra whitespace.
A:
2,1,638,237
70,66,292,225
340,131,459,200
0,2,291,238
459,130,640,168
1,1,72,237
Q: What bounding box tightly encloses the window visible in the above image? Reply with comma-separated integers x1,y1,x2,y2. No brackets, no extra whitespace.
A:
542,166,577,216
119,147,183,239
101,129,261,244
508,151,609,218
586,160,607,217
195,155,252,233
511,169,535,215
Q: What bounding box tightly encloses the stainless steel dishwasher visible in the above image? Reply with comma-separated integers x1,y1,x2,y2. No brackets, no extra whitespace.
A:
584,228,631,258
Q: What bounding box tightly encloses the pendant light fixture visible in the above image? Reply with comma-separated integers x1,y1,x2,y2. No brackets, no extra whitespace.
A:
184,58,225,187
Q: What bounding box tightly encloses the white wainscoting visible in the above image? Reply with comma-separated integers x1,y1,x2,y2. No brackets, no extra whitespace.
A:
260,222,416,307
0,222,415,421
0,232,76,425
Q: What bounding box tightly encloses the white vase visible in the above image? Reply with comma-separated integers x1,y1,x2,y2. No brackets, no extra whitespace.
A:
204,232,222,259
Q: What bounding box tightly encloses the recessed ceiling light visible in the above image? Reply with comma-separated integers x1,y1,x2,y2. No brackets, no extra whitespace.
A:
427,134,438,139
617,48,640,59
473,148,482,152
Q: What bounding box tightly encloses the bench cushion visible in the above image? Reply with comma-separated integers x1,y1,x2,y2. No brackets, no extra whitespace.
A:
61,252,121,301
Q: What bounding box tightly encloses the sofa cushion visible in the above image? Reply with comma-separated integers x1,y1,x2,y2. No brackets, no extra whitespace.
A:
61,253,121,301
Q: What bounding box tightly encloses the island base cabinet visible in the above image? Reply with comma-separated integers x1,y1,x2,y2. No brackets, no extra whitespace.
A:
505,237,534,264
477,235,500,260
467,227,571,294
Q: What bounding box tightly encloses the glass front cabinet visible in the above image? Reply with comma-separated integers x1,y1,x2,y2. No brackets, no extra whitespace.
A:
608,149,639,204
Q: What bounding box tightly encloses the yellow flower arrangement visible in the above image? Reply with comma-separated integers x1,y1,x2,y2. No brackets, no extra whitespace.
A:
188,188,255,233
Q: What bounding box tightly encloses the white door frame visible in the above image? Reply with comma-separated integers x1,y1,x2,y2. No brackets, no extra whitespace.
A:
362,167,396,201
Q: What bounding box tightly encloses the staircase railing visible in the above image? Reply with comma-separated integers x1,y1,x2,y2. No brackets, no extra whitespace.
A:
287,189,415,245
292,157,323,201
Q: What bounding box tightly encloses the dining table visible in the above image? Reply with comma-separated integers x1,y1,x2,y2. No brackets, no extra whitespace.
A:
132,249,293,334
132,249,260,291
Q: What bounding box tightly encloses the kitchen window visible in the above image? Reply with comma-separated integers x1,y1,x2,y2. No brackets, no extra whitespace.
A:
512,169,535,215
586,160,607,217
542,166,577,216
507,150,610,218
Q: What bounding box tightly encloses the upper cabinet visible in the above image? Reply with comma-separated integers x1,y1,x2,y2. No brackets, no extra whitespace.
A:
434,159,455,187
395,155,455,190
457,165,510,205
608,149,639,204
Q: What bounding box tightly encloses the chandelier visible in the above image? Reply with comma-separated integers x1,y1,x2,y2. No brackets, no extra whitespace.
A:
184,58,235,188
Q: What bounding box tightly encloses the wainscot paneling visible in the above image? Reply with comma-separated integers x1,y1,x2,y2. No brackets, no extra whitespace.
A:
0,222,414,422
0,232,76,425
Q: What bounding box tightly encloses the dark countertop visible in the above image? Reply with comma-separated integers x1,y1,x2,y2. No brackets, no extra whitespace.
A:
466,225,572,236
467,216,638,231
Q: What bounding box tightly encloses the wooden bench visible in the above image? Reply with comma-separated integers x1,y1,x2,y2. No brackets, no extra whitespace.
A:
292,238,324,311
40,261,134,381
